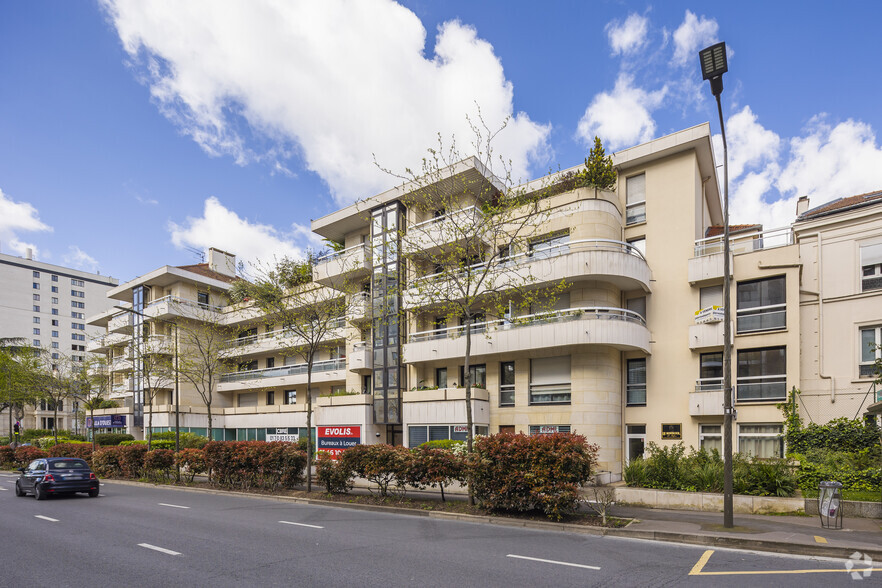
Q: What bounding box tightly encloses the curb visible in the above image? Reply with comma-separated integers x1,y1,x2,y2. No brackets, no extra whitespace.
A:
102,479,882,560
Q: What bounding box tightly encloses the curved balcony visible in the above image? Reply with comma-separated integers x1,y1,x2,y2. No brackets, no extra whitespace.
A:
403,239,650,310
217,358,347,392
404,306,650,363
313,243,370,287
403,206,489,256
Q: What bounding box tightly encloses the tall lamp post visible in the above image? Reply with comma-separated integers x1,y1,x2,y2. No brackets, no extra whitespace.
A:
115,306,180,453
699,41,734,529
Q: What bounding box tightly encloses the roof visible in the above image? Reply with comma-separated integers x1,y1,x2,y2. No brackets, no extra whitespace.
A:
797,189,882,221
705,224,763,238
175,263,240,283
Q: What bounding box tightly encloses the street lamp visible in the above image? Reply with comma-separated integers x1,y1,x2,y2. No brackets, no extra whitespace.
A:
699,41,734,529
115,306,180,453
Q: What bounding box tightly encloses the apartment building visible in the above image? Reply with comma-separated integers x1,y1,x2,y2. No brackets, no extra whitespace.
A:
0,250,119,435
86,124,880,481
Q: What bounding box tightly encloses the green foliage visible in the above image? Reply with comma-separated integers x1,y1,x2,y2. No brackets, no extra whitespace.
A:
340,444,414,497
120,439,177,450
469,433,598,521
20,429,54,442
203,441,307,491
790,447,881,493
407,445,465,501
315,452,354,494
117,444,149,478
576,136,616,190
788,417,879,454
174,448,207,483
0,445,15,467
91,447,122,478
149,431,210,449
419,439,465,451
46,442,93,464
95,433,135,446
13,445,48,467
98,399,120,409
144,449,176,482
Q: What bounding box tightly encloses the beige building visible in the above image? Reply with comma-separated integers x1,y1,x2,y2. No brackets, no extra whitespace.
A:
86,126,881,480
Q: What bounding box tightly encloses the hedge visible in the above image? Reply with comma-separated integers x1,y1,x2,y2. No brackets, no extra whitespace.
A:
174,449,207,483
13,446,49,468
203,441,306,491
95,433,135,446
47,443,94,464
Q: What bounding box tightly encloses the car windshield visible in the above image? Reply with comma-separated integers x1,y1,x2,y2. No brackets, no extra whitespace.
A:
49,460,89,470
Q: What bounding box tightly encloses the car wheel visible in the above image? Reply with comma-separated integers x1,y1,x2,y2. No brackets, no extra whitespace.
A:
14,482,25,497
88,489,99,498
34,484,46,501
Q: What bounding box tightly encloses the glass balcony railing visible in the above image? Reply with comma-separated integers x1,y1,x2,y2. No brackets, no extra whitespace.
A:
736,375,786,402
694,226,793,257
223,318,347,349
220,358,346,383
145,295,225,313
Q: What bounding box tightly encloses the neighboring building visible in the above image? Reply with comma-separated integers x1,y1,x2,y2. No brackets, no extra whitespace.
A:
85,125,881,481
0,250,119,435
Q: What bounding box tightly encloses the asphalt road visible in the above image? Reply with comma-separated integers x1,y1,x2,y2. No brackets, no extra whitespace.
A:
0,472,875,587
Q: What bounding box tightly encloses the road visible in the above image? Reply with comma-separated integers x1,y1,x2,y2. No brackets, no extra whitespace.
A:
0,472,874,587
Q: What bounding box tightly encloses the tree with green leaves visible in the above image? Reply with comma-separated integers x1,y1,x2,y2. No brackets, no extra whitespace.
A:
0,337,42,441
75,354,111,451
229,254,358,493
577,136,617,190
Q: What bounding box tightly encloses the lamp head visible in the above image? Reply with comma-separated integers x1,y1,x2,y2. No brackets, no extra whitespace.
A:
699,42,727,96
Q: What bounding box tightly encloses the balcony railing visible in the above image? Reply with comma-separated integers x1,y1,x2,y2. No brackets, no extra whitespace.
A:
735,306,786,333
736,375,786,402
223,318,347,349
695,378,724,392
408,306,646,343
219,358,346,383
499,384,515,407
145,295,225,314
410,239,646,288
409,206,481,231
315,242,367,265
694,226,793,257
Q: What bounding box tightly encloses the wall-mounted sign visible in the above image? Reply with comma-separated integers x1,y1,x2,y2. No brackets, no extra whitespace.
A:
661,423,682,440
267,434,299,442
694,306,725,324
317,426,361,459
85,415,127,428
452,425,468,434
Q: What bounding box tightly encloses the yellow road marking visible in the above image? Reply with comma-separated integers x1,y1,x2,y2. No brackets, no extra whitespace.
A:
814,536,827,544
688,549,882,576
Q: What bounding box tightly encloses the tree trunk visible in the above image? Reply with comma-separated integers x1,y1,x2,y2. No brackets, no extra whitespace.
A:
53,401,59,445
90,407,96,452
147,390,153,450
464,317,474,506
306,353,313,493
207,403,213,442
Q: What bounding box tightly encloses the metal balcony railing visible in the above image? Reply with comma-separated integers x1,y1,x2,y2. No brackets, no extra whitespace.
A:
220,358,346,383
694,226,793,257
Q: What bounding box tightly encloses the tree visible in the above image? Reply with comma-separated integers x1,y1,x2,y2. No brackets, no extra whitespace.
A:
0,338,42,441
577,136,616,190
133,322,175,449
75,355,112,452
37,354,84,446
376,115,566,461
229,254,358,493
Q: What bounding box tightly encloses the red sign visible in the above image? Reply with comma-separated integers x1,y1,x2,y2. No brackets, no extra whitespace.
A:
317,426,361,459
452,425,468,433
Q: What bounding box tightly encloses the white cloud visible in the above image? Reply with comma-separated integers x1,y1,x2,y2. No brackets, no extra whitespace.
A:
672,10,718,66
101,0,551,204
0,187,52,258
722,106,782,181
169,196,307,267
135,195,159,206
606,13,649,56
63,246,100,273
576,74,667,150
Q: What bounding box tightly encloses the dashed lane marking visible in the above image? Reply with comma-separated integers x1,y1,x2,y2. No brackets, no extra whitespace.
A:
138,543,181,556
35,515,59,522
689,549,882,576
279,521,324,529
506,554,600,571
158,503,190,509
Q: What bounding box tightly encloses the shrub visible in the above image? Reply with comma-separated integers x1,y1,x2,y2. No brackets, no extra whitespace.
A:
174,449,207,483
408,446,465,501
20,429,53,442
0,445,15,467
470,433,598,521
623,457,647,488
419,439,464,451
787,417,879,454
47,443,93,464
640,443,686,489
315,452,353,494
144,449,175,481
150,431,209,449
117,444,148,478
0,437,9,446
96,433,135,446
340,444,414,497
13,446,48,467
92,447,122,478
203,441,306,491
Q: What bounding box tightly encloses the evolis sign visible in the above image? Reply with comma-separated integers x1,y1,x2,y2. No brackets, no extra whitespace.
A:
317,426,361,459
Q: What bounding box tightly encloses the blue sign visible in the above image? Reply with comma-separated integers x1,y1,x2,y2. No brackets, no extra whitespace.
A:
86,415,127,428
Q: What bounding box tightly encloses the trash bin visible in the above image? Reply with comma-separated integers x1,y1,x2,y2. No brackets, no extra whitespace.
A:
818,481,843,529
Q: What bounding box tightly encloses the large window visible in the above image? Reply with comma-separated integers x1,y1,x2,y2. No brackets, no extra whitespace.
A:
861,243,882,291
626,174,646,225
284,389,296,405
738,424,783,458
528,231,569,259
860,326,882,378
736,347,786,402
699,424,722,453
499,361,515,406
697,352,723,391
435,367,447,388
626,358,646,406
459,364,486,389
736,276,785,333
529,356,571,404
407,424,488,447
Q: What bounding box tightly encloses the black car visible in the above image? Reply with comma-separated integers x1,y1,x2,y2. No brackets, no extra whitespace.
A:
15,457,100,500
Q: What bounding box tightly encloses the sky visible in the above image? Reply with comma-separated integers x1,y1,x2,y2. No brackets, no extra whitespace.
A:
1,1,881,283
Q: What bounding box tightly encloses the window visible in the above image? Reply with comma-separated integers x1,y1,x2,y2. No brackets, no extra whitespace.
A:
738,424,783,458
736,346,786,401
51,275,58,282
459,364,486,389
33,305,40,312
626,358,646,406
528,232,569,260
51,342,58,349
52,308,58,315
51,319,58,326
33,316,40,324
33,283,39,290
699,424,722,453
626,425,646,463
266,357,275,369
284,390,296,405
197,291,210,307
72,301,84,309
71,334,85,341
51,352,59,360
626,174,646,224
33,294,40,301
736,276,785,333
33,328,40,335
237,392,258,408
51,297,58,304
529,356,571,404
51,331,58,338
71,278,84,287
33,340,40,347
529,425,571,435
860,326,882,378
436,367,447,388
71,323,85,330
33,271,40,278
71,290,85,298
72,312,84,319
861,243,882,291
500,362,515,406
51,286,58,293
626,297,646,319
628,237,646,258
697,352,723,391
700,285,723,309
266,391,275,405
407,424,474,447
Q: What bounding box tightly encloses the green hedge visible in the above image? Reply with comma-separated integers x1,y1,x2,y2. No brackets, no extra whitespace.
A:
95,433,135,446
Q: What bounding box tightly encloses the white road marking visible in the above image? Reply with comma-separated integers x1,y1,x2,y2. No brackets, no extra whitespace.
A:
99,494,106,497
0,487,7,491
35,515,59,522
506,554,600,570
278,521,324,529
158,503,190,509
138,543,181,556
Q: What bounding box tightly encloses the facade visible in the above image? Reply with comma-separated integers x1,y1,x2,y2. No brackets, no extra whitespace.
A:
0,250,119,435
85,125,881,481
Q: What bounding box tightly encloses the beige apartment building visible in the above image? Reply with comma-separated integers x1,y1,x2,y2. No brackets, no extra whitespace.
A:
86,125,881,480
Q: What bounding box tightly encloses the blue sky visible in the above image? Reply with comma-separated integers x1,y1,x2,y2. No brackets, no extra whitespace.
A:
1,1,881,282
